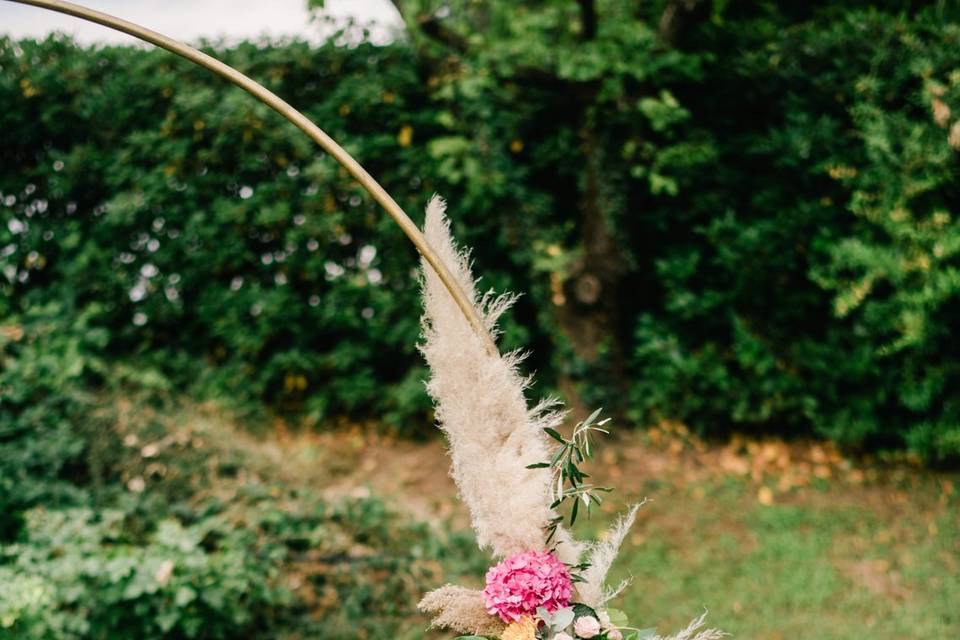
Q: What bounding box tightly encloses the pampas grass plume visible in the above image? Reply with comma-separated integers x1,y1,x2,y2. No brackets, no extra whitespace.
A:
418,194,566,558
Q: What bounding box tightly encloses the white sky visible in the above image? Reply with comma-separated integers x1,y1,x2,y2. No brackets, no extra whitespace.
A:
0,0,404,45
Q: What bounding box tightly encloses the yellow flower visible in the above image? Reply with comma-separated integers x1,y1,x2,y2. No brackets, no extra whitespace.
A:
501,615,537,640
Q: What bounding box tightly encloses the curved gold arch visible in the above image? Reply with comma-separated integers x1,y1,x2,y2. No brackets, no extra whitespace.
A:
5,0,498,356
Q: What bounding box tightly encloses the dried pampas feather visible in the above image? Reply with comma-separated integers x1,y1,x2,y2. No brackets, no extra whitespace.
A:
577,501,645,608
419,585,507,636
418,194,568,559
647,611,727,640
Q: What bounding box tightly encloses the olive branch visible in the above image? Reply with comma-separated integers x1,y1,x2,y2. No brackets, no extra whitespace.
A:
528,408,613,550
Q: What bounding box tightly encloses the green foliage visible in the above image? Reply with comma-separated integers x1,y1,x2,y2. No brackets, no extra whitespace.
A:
0,36,445,427
296,498,486,639
0,303,106,539
809,25,960,457
0,507,290,639
0,488,480,639
0,288,479,638
535,408,613,544
622,5,960,461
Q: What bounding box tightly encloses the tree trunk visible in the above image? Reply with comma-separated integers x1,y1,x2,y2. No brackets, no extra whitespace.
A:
553,122,629,419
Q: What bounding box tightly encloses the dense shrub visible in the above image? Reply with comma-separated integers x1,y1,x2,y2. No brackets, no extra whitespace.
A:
0,37,442,426
0,507,290,639
0,303,106,539
0,294,478,638
0,490,479,639
624,7,960,460
0,318,477,638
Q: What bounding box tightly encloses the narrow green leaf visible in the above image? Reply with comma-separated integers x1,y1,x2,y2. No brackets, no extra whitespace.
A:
583,407,603,427
550,447,566,466
543,427,566,443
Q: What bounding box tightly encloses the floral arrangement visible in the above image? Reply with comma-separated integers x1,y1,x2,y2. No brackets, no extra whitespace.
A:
416,196,725,640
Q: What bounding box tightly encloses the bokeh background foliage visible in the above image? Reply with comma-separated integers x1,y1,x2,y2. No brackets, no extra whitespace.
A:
1,1,959,637
4,2,960,458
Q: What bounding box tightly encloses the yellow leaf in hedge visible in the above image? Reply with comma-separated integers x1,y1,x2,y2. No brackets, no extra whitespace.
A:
510,138,524,153
20,78,38,98
397,124,414,147
0,325,24,342
25,252,46,269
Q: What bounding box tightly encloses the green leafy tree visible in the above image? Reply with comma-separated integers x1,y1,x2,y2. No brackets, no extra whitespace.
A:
366,0,712,412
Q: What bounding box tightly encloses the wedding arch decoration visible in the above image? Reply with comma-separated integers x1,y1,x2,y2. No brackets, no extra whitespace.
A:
6,2,726,638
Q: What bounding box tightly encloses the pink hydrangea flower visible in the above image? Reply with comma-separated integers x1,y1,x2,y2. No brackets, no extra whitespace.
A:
482,550,573,623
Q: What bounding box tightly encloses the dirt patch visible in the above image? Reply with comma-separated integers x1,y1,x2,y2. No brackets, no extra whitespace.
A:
251,415,957,544
839,559,910,599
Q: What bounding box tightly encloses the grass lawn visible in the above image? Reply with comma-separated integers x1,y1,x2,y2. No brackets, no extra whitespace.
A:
309,420,959,639
612,469,958,639
170,408,960,639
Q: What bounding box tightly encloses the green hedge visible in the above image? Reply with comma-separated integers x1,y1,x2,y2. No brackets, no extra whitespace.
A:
2,2,959,461
626,6,960,459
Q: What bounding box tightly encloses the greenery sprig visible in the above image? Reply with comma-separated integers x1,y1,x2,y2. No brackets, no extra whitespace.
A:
528,408,613,546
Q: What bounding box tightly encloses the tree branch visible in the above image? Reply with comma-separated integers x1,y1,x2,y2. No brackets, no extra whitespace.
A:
390,0,470,53
391,1,597,95
417,14,469,53
657,0,706,45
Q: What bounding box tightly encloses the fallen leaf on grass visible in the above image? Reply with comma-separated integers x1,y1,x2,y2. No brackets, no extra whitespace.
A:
757,486,774,505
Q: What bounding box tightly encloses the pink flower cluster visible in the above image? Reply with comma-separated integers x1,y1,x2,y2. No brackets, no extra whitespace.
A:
482,550,573,623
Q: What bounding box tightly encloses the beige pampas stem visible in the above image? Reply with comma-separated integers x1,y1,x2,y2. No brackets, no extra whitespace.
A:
648,611,728,640
577,501,646,608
